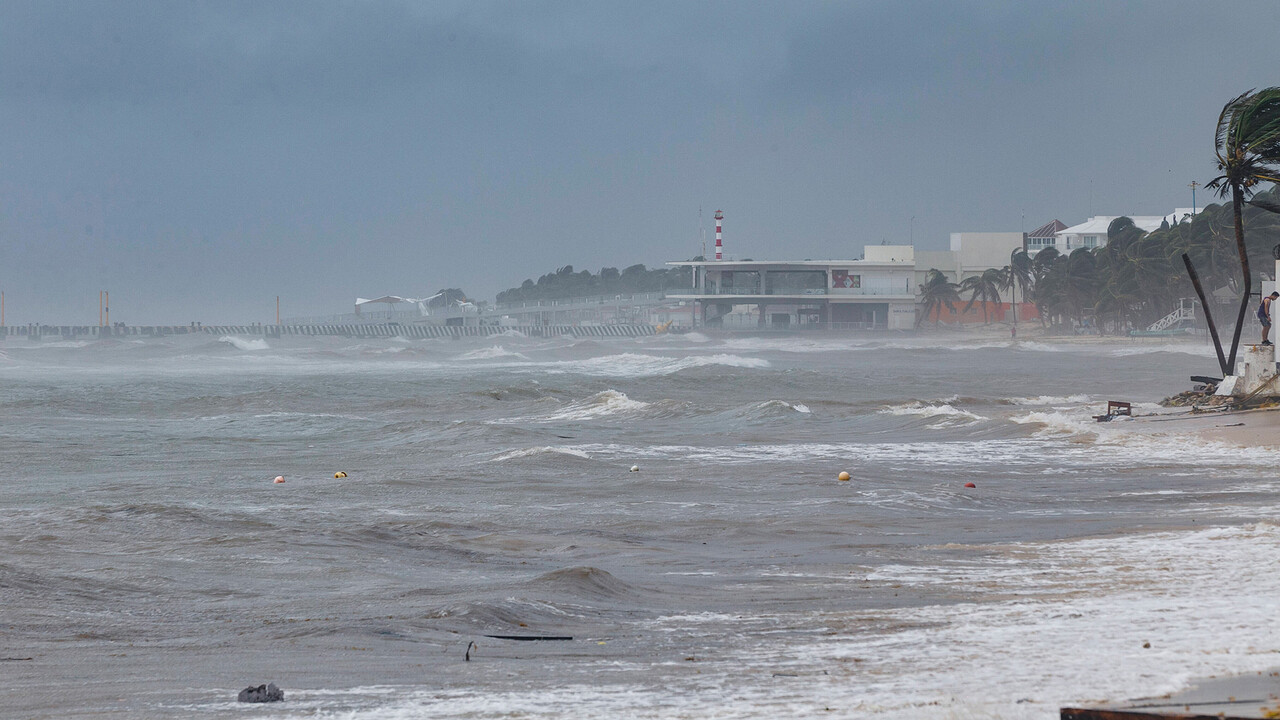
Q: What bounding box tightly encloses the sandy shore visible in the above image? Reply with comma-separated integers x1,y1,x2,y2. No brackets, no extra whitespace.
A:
1066,668,1280,718
1133,405,1280,448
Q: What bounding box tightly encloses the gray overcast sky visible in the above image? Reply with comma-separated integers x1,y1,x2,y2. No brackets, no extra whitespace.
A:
2,0,1278,324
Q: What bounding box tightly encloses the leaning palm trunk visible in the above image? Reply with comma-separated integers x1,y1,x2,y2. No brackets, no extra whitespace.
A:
1226,186,1250,373
1208,87,1280,373
1182,253,1230,377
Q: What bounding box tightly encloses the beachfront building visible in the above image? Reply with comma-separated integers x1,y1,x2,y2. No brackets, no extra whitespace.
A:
1055,209,1196,253
915,231,1026,286
1025,219,1068,256
665,246,916,330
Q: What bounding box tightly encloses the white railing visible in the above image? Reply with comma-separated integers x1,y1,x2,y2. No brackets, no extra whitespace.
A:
1147,303,1196,331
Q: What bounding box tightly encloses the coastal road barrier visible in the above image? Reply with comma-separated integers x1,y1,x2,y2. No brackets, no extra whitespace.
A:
0,324,659,340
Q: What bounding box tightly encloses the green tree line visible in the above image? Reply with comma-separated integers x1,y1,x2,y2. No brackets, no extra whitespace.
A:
496,262,695,305
919,184,1280,333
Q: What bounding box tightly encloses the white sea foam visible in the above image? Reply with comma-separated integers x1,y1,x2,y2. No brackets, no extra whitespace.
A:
801,523,1280,718
21,340,91,349
458,345,529,361
879,402,986,424
489,446,592,462
1012,339,1214,358
535,352,770,377
218,336,269,351
1009,409,1099,436
752,400,811,414
571,430,1278,470
721,336,859,353
540,390,650,422
237,526,1280,719
1008,394,1092,406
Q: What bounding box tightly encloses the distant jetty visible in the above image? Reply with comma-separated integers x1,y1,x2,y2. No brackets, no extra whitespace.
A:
0,324,659,340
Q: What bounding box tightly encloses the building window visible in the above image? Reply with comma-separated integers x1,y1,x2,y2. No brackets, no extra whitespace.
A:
1083,235,1099,248
832,271,861,289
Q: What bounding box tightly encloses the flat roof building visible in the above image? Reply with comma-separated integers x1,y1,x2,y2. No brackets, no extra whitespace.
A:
1055,209,1196,253
666,249,916,330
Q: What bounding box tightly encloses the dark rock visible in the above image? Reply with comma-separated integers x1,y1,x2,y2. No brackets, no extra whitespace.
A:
237,683,284,703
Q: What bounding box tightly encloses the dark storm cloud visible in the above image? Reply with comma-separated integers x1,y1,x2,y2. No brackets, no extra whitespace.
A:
1,1,1278,323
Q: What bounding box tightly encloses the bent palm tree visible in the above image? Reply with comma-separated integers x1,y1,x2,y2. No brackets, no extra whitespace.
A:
1206,87,1280,372
1004,248,1033,326
959,267,1005,324
917,269,961,327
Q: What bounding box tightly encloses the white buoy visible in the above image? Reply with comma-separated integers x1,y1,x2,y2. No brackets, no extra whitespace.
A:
630,465,640,472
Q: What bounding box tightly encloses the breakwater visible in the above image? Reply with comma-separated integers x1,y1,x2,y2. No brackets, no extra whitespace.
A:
0,324,658,340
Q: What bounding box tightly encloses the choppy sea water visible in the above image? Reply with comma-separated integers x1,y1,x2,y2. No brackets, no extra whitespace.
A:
1,331,1277,719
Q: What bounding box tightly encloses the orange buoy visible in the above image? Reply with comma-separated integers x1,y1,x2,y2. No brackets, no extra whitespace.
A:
963,482,976,488
273,476,286,484
838,471,851,481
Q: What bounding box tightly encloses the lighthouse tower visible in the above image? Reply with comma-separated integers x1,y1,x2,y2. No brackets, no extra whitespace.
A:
714,210,724,260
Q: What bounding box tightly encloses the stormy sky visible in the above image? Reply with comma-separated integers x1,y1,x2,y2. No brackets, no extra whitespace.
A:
2,1,1277,324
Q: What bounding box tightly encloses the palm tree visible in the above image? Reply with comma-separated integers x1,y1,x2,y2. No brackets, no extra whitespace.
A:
1003,248,1033,327
917,269,961,327
1205,87,1280,371
959,267,1005,324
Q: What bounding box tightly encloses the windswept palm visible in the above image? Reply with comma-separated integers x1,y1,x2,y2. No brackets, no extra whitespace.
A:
1004,248,1032,324
959,268,1005,324
917,269,961,328
1206,87,1280,371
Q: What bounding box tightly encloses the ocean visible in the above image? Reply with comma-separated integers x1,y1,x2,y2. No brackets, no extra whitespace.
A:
2,331,1277,719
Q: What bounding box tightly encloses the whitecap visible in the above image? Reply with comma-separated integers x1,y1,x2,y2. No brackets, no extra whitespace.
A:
458,345,530,361
540,390,650,422
218,336,269,351
489,446,592,462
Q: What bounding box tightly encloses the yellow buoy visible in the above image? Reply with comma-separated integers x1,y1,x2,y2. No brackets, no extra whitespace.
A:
838,471,851,481
334,471,347,478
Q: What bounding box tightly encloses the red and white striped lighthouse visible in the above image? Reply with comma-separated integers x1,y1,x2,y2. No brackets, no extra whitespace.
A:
714,210,724,260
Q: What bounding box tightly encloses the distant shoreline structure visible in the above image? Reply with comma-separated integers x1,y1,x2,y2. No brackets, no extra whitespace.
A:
0,324,663,340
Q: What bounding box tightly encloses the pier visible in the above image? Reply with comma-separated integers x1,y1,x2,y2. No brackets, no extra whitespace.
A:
0,324,659,340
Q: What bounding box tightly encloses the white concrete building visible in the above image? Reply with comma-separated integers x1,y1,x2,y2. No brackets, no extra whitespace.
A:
914,231,1025,287
666,246,917,330
1055,209,1196,253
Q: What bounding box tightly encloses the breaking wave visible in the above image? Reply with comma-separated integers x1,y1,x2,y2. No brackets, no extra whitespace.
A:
540,390,650,422
458,345,529,361
218,336,269,351
489,446,592,462
878,402,985,424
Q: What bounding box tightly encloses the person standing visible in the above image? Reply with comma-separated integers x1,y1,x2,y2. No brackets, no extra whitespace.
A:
1259,291,1279,346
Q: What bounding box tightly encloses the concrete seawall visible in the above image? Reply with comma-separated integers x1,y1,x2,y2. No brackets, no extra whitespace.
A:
0,324,658,340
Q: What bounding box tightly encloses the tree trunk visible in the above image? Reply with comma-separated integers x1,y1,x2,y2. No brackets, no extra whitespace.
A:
1226,184,1251,373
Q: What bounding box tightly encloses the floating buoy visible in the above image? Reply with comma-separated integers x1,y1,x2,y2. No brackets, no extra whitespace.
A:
630,465,640,472
838,471,851,481
963,482,976,488
334,471,347,478
273,476,286,484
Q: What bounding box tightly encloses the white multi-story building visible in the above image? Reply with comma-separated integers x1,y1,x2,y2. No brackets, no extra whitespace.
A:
1054,209,1196,254
915,231,1026,286
666,245,917,330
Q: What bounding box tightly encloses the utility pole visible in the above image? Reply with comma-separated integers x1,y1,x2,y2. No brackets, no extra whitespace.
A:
1190,180,1200,216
